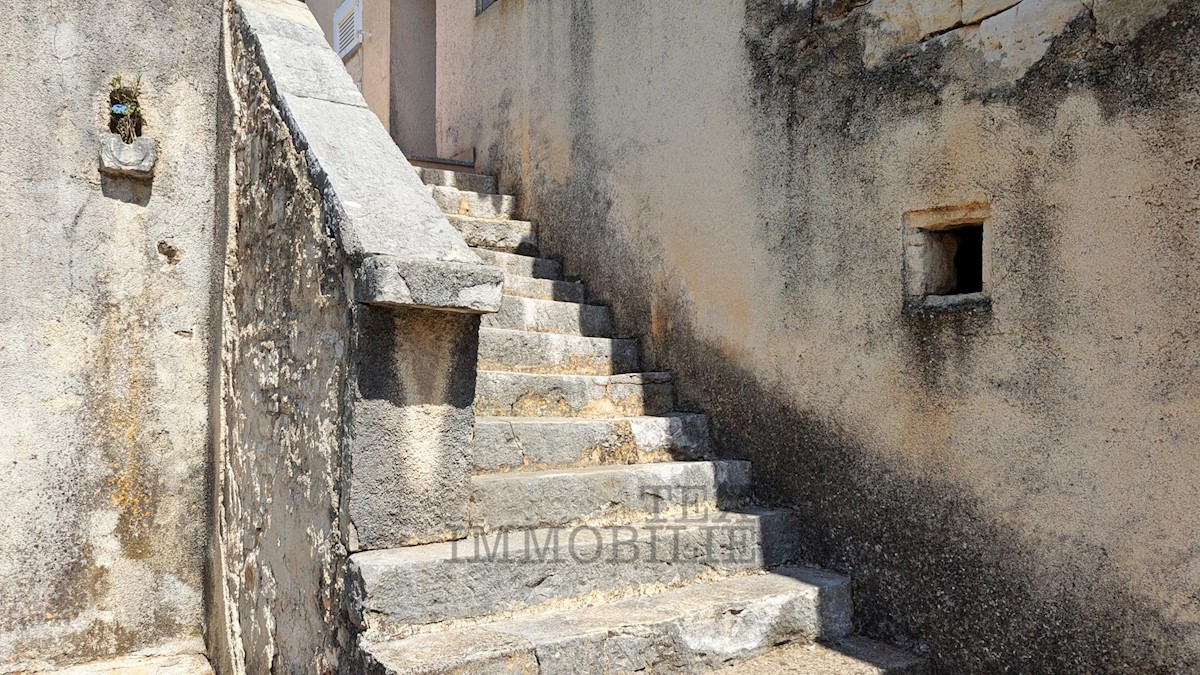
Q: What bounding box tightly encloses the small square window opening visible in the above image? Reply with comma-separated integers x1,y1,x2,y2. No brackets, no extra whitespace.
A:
902,203,991,311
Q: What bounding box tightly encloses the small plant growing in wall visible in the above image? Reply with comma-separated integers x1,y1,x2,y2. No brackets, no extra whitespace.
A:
99,72,155,180
108,73,143,144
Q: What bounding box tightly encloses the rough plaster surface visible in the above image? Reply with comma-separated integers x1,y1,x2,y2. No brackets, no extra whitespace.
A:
0,0,221,669
438,0,1200,671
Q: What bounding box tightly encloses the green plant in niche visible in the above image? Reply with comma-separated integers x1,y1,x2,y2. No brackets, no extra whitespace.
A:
109,73,144,144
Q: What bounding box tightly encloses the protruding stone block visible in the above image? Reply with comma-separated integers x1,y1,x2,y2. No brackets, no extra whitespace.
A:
99,133,156,179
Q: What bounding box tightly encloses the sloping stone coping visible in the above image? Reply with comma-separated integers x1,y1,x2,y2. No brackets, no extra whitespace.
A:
232,0,503,313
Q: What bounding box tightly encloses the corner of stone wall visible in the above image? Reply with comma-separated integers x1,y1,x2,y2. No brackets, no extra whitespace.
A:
213,1,502,671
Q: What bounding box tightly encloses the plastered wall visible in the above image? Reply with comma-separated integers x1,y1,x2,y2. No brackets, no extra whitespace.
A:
0,1,222,669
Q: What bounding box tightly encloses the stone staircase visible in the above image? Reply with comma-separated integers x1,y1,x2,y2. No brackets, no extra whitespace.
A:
347,167,926,674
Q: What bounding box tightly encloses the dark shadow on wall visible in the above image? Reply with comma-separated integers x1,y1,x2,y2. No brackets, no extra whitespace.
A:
528,177,1199,672
479,2,1200,671
100,175,153,206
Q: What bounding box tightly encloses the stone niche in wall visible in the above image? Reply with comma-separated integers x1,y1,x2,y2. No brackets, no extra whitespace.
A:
902,202,991,312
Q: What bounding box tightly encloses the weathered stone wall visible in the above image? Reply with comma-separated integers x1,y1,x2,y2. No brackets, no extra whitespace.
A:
437,0,1200,671
214,1,500,672
216,7,353,672
0,1,222,670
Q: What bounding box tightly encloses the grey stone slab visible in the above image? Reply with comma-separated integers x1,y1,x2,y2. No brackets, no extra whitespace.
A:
473,413,712,472
98,134,156,179
469,460,752,531
279,94,480,263
503,274,586,303
358,630,537,675
447,215,538,254
355,255,504,314
478,328,638,375
481,295,613,337
46,653,214,674
350,308,481,550
417,167,499,194
349,510,805,630
250,31,368,107
430,185,519,219
358,568,851,673
474,371,676,418
471,248,563,280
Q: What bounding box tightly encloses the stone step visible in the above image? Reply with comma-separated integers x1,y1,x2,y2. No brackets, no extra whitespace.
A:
503,273,585,303
478,328,638,376
470,459,751,532
472,248,562,280
45,654,214,674
349,509,808,631
430,184,518,219
416,166,497,194
356,567,852,674
717,637,928,674
473,413,712,472
447,214,537,254
475,371,676,418
482,295,612,337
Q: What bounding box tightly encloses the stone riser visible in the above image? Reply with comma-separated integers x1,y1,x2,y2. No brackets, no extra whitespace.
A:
475,371,676,418
447,214,537,254
478,328,638,376
503,274,585,303
416,166,497,194
469,460,751,532
430,184,518,219
473,414,712,472
472,248,563,280
481,295,613,337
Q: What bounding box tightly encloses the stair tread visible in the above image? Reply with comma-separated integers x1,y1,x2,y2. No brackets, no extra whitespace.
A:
416,167,497,194
478,326,639,375
430,185,518,219
477,370,671,382
503,274,585,303
445,214,536,254
351,507,813,632
479,326,633,344
472,248,562,280
359,568,852,674
483,294,614,337
476,412,705,424
471,457,741,482
448,213,533,226
473,413,713,472
717,637,927,674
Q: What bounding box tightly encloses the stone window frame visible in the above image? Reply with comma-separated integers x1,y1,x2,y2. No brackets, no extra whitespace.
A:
901,202,992,312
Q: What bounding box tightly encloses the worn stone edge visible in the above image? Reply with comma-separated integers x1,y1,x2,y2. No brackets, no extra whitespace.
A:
355,255,504,314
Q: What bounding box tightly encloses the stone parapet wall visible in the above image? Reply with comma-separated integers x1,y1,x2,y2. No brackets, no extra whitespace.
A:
211,1,499,672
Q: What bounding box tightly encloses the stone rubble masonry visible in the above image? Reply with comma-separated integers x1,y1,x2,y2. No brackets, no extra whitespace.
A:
212,0,502,672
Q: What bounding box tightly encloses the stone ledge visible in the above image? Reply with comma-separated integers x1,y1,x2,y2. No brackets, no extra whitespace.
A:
354,255,504,313
232,0,502,313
